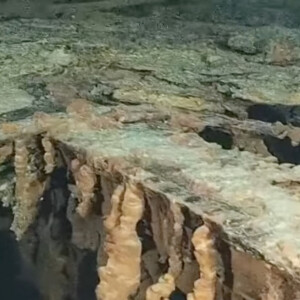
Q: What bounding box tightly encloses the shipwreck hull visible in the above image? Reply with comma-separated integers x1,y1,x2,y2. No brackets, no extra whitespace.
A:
0,103,299,300
1,0,300,299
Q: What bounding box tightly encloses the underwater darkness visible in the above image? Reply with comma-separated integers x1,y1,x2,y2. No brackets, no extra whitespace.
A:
0,205,41,300
0,232,41,300
0,0,299,27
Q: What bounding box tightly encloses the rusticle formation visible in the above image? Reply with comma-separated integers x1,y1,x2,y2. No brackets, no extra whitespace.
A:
96,182,145,300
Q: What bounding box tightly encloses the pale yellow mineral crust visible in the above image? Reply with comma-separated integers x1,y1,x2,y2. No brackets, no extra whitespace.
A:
145,202,184,300
0,143,13,164
41,135,55,174
0,122,21,135
33,112,70,136
187,225,217,300
168,202,184,278
12,138,46,239
71,159,97,218
147,193,169,263
145,274,175,300
262,268,284,300
97,176,115,267
14,139,29,201
96,182,144,300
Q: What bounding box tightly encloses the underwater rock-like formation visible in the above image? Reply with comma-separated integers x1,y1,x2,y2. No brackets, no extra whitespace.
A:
0,102,298,299
96,183,144,300
71,160,96,218
12,138,46,239
41,135,55,174
187,225,217,300
145,273,175,300
145,202,184,299
1,1,300,299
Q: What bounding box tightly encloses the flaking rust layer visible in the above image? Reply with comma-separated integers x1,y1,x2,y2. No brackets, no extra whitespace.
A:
2,3,300,298
71,159,97,218
96,182,144,300
41,135,55,174
12,137,46,239
145,202,184,300
0,102,299,299
187,225,217,300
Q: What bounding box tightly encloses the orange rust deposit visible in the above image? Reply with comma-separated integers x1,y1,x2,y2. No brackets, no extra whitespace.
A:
187,225,217,300
145,274,175,300
96,182,144,300
0,122,21,134
12,138,46,239
1,3,300,299
66,99,93,118
74,163,97,218
0,101,299,299
41,135,56,174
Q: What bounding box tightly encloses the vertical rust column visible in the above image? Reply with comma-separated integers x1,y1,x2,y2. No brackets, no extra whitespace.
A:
96,182,144,300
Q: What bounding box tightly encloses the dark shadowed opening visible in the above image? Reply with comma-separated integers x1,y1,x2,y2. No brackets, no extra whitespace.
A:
0,204,41,300
264,136,300,165
199,126,234,150
170,288,187,300
77,250,98,300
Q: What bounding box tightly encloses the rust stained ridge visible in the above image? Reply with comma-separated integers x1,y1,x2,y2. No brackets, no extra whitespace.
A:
0,100,299,282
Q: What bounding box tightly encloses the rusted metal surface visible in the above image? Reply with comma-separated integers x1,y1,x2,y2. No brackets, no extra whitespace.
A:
0,2,300,299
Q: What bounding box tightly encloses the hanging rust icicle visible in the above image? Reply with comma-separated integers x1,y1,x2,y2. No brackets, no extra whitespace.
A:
261,267,284,300
146,201,184,300
41,135,56,174
12,138,46,239
187,224,217,300
14,138,29,201
145,274,175,300
71,159,97,218
96,182,144,300
168,202,184,278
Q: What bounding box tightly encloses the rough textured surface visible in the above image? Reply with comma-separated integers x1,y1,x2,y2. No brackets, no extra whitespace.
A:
0,1,300,300
187,225,217,300
96,183,144,300
59,122,300,279
0,102,299,299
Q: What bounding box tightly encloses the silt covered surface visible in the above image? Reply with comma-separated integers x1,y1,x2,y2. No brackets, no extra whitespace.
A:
60,123,300,280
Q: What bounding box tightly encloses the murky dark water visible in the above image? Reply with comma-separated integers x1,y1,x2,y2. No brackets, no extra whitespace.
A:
0,230,41,299
0,204,41,300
